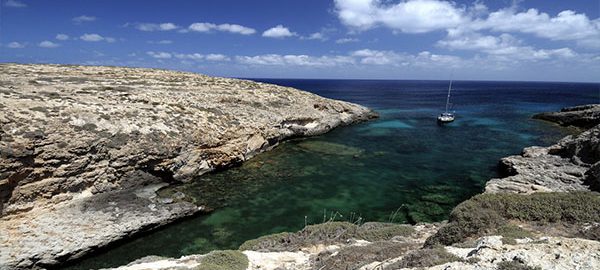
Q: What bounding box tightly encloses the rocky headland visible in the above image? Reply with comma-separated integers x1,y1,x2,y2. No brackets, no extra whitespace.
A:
0,63,376,269
113,104,600,270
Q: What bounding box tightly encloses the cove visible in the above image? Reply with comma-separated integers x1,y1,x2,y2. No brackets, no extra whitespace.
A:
64,79,597,269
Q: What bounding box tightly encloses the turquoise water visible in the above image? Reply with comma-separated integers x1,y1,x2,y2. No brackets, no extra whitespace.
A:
63,80,598,269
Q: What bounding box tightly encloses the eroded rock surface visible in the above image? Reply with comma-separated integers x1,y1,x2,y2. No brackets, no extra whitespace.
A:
486,105,600,194
533,104,600,129
0,63,376,269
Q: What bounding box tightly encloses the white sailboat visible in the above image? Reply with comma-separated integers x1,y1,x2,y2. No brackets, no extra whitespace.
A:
437,80,455,123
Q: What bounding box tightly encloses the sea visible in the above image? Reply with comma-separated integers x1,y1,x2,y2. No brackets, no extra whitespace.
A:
64,79,599,269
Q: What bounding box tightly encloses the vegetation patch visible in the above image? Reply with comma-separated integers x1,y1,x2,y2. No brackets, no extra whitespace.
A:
497,260,542,270
358,222,415,241
239,221,415,252
497,224,534,245
195,250,248,270
313,241,415,270
386,246,461,269
426,192,600,246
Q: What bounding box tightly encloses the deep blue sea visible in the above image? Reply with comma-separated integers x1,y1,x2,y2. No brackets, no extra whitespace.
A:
65,80,599,269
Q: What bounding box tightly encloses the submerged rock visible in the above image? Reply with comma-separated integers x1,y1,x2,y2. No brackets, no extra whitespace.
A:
0,63,376,269
296,140,364,156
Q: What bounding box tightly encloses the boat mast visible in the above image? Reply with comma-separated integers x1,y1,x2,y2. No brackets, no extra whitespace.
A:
445,80,452,113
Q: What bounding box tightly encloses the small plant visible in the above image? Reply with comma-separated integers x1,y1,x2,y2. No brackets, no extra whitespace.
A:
497,224,534,244
497,260,542,270
387,246,461,269
195,250,248,270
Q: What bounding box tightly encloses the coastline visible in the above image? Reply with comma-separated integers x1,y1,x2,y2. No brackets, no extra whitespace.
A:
0,64,377,269
112,104,600,270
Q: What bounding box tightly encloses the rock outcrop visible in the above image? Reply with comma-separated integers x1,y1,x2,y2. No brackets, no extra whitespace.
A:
487,104,600,194
533,104,600,129
0,63,376,269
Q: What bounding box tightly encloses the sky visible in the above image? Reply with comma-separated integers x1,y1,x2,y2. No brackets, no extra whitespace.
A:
0,0,599,82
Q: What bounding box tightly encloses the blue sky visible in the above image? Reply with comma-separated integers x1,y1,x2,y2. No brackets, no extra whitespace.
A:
1,0,599,82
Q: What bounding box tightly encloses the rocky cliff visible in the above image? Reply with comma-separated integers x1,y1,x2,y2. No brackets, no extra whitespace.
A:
0,63,376,269
113,105,600,270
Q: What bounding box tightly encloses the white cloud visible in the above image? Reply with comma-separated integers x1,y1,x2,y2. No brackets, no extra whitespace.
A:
305,32,326,41
80,33,115,43
148,40,173,45
336,37,359,44
7,41,25,48
334,0,466,33
335,0,600,51
205,54,230,61
216,24,256,35
38,40,59,48
262,25,296,38
136,22,179,31
147,51,172,59
72,15,96,24
188,22,216,32
56,34,69,41
4,0,26,8
175,53,204,61
187,22,256,35
172,52,231,62
236,54,354,66
475,8,600,48
351,49,405,65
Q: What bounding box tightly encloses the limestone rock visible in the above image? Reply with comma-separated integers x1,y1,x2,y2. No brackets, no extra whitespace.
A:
0,63,376,269
533,104,600,128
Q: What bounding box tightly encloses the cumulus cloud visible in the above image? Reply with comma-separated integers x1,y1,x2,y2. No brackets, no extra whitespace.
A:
474,8,600,47
80,33,115,42
236,54,354,66
335,0,600,51
262,25,296,38
4,0,26,8
148,40,173,45
72,15,96,24
336,37,359,44
304,32,326,41
216,24,256,35
38,41,59,48
136,22,179,31
174,52,230,61
6,41,25,48
147,51,172,59
187,22,256,35
56,34,69,40
205,54,230,61
334,0,466,33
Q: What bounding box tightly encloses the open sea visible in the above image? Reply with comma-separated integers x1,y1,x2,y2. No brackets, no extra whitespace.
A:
64,79,599,269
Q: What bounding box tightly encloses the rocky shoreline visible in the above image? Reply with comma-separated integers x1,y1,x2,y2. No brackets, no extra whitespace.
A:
0,64,377,269
113,104,600,270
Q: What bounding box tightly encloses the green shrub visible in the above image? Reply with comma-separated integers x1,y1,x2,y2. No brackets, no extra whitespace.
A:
195,250,248,270
497,260,542,270
497,224,534,245
358,223,415,241
240,221,415,252
426,192,600,246
386,246,460,269
313,241,414,270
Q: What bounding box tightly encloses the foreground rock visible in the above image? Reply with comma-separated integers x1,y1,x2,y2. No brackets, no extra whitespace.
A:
0,63,376,269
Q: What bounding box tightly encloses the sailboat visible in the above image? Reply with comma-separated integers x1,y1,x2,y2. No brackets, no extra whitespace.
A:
437,80,455,123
